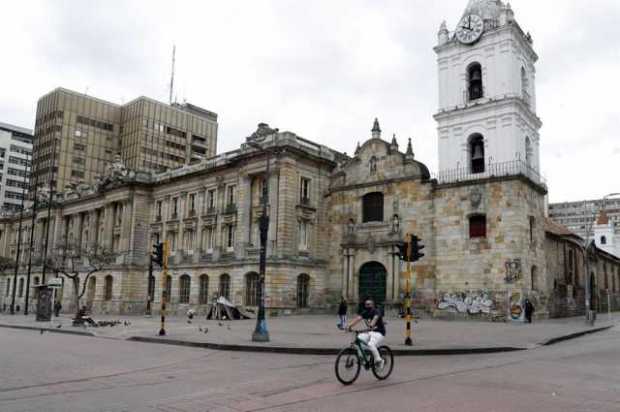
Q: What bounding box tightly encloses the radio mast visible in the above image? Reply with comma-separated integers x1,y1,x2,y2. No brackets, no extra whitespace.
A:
169,45,176,105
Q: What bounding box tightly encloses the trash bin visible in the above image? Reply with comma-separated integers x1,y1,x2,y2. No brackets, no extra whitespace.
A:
35,286,53,322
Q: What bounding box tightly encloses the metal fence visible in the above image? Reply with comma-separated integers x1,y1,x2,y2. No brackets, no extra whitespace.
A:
433,160,546,187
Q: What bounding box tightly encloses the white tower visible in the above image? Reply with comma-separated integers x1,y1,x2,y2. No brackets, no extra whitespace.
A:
434,1,542,179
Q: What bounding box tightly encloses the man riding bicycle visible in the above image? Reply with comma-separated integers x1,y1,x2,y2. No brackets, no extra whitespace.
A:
347,298,386,369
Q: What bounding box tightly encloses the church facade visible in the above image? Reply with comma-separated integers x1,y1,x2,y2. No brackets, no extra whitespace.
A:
1,0,619,319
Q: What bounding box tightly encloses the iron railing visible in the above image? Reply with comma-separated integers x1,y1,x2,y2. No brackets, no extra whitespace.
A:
433,160,546,188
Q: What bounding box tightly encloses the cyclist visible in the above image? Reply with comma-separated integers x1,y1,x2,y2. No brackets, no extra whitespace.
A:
347,298,386,369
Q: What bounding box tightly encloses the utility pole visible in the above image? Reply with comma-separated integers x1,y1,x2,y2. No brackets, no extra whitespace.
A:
169,45,176,105
158,240,169,336
404,234,413,346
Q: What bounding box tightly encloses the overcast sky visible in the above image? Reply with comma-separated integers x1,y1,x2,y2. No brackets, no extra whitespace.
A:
1,0,618,203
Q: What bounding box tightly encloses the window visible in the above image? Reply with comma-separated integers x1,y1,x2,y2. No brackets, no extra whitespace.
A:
199,274,209,304
73,143,86,152
245,272,259,306
601,236,607,245
188,193,196,215
5,279,10,296
167,231,177,252
469,134,485,174
207,189,216,210
179,275,191,304
467,62,483,100
18,278,24,297
226,225,235,249
531,266,538,291
203,227,214,251
297,274,310,308
156,200,162,220
71,170,84,178
7,168,29,178
529,216,535,244
469,215,487,238
171,198,178,218
521,67,529,100
300,178,311,203
362,192,384,223
9,156,29,166
104,275,113,301
184,229,194,250
219,274,230,299
298,220,309,250
227,186,236,206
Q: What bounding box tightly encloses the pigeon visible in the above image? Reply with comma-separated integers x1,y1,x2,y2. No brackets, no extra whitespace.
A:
199,327,203,332
204,328,209,334
56,324,62,329
218,322,223,327
40,329,45,335
187,320,192,324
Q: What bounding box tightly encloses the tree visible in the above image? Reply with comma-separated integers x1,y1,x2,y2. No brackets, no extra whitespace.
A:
44,242,117,315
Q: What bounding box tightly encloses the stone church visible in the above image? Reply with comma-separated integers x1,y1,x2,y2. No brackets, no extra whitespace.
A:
2,0,619,318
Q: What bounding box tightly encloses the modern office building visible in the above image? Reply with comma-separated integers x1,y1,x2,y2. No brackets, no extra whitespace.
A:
548,199,620,240
0,122,33,212
32,88,218,191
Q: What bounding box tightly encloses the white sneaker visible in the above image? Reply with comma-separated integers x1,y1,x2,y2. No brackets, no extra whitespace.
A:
375,358,385,370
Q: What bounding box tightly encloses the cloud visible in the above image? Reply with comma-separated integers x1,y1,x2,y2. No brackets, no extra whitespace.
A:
1,0,618,203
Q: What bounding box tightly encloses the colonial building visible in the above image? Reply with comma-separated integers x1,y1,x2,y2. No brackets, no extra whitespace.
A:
1,0,619,318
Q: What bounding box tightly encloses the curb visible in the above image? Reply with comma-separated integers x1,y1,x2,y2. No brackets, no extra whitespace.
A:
127,336,524,356
0,323,95,337
540,326,614,346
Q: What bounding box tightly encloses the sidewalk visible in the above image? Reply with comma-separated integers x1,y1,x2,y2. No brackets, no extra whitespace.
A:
0,312,617,355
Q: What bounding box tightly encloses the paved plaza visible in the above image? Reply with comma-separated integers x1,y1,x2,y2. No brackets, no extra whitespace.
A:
0,323,619,411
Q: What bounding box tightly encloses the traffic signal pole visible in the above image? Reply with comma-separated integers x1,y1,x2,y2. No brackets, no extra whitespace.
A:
404,234,413,346
158,241,169,336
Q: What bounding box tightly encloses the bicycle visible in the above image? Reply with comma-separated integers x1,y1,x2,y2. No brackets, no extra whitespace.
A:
334,329,394,385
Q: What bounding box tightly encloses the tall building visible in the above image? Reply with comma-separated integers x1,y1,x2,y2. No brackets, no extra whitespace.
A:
0,122,33,212
32,88,218,191
435,0,542,182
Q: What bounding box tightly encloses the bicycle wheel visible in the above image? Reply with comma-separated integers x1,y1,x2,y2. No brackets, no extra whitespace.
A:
371,346,394,380
335,347,361,385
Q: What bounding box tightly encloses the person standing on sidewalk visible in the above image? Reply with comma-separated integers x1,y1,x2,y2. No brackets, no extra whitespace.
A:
337,297,348,329
524,299,535,323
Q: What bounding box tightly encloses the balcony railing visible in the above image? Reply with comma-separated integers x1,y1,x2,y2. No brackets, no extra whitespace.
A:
433,160,546,188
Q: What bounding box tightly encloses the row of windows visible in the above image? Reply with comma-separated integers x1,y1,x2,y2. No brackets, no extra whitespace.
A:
10,145,32,157
76,115,114,132
9,156,29,167
7,168,29,178
36,110,64,126
6,180,28,190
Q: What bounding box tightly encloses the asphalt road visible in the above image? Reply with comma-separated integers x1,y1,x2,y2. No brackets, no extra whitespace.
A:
0,325,618,412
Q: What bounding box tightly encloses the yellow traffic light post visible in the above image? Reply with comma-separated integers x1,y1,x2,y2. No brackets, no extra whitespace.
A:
158,241,169,336
397,233,425,346
404,234,414,346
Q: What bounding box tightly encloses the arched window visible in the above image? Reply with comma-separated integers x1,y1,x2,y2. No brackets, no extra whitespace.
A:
297,274,310,308
469,214,487,239
18,278,24,297
199,274,209,304
179,275,191,304
601,236,607,245
245,272,259,306
104,275,113,301
468,63,483,100
219,274,230,300
362,192,384,223
469,134,485,174
33,276,40,286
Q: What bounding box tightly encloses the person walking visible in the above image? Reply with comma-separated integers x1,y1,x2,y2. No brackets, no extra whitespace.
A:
337,297,348,329
53,300,62,317
524,299,535,323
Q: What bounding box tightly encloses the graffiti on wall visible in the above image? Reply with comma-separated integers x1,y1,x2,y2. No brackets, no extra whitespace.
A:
437,290,495,315
509,290,525,321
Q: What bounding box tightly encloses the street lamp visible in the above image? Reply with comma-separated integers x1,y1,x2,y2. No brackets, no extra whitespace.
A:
247,136,277,343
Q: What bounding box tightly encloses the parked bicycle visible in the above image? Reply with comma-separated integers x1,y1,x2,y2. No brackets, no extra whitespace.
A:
335,329,394,385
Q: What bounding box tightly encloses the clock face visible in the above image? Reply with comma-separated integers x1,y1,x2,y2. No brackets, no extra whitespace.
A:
456,14,484,45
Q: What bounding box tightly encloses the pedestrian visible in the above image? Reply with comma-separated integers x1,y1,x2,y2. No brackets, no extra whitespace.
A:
187,308,195,323
337,297,348,329
524,299,535,324
54,300,62,317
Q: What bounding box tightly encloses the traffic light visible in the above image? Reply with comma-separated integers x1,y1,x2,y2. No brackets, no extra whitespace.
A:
411,235,425,262
396,235,425,262
152,243,164,267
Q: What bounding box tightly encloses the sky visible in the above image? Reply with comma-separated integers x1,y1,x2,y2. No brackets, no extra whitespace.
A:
1,0,618,203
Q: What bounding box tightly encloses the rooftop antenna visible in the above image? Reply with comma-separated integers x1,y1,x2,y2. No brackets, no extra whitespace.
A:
169,44,176,105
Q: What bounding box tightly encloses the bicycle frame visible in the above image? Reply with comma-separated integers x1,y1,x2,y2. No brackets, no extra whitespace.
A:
352,335,373,369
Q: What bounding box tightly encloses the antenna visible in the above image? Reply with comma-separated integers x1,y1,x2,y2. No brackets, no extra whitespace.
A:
169,44,176,105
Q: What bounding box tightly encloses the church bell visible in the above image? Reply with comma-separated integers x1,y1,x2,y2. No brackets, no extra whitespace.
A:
472,144,484,160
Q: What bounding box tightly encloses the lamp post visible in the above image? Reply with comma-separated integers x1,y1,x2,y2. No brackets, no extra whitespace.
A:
247,137,277,343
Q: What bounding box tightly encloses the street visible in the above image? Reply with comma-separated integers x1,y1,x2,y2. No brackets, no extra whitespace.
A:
0,326,618,412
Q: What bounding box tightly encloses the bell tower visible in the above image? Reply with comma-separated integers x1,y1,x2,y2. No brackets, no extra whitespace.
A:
434,0,542,181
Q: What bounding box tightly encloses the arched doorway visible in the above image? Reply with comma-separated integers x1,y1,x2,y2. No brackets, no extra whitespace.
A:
359,262,387,307
86,277,97,308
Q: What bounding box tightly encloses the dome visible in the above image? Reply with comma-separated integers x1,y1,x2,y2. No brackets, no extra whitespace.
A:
463,0,504,22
